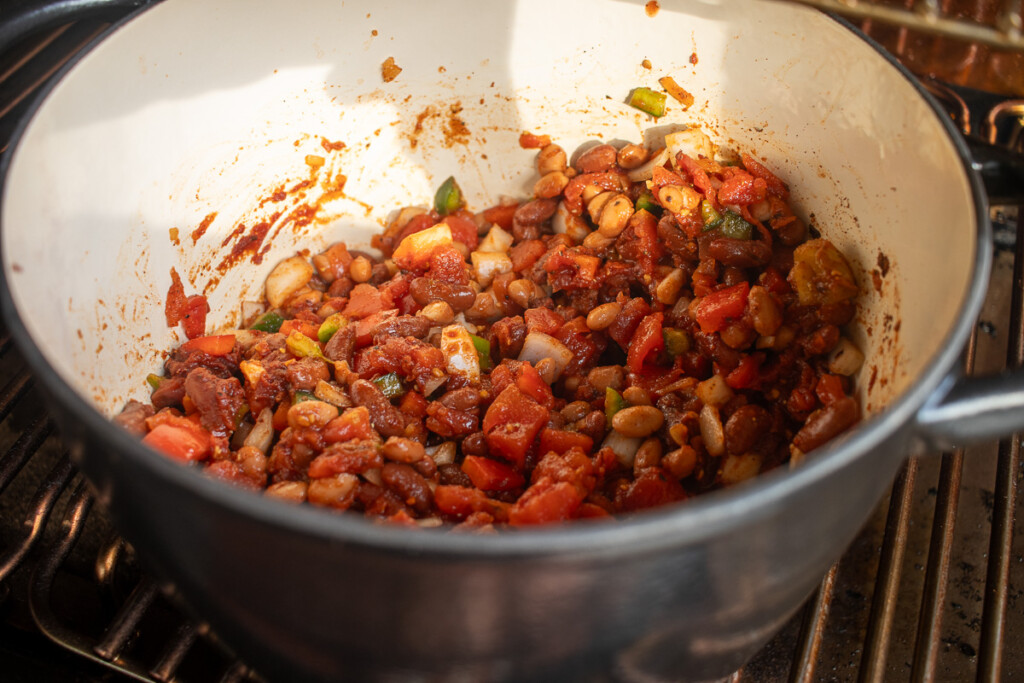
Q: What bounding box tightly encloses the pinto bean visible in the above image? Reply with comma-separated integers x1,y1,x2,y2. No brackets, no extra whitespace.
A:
707,238,772,268
748,285,782,336
409,277,476,312
724,405,771,456
793,397,859,453
381,462,433,514
612,406,664,437
575,144,617,173
513,198,559,226
382,436,427,463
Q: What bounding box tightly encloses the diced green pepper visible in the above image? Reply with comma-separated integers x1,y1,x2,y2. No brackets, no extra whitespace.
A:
293,390,317,404
250,311,284,333
635,192,660,214
146,373,165,391
317,313,348,344
373,372,406,399
434,176,464,216
627,87,667,118
286,330,324,359
470,334,493,371
663,328,691,356
701,200,723,230
605,387,627,427
720,210,753,240
233,403,250,428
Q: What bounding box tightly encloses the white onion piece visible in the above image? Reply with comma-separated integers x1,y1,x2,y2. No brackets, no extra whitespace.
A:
421,373,448,397
440,324,480,385
243,408,275,454
426,441,457,466
665,128,717,166
696,375,733,408
470,251,513,287
226,329,263,350
240,300,265,325
477,225,514,253
265,255,314,308
602,431,643,468
699,405,726,457
626,147,670,182
518,332,574,381
828,337,865,376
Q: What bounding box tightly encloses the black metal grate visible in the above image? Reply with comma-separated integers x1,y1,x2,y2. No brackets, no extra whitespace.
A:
0,8,1021,683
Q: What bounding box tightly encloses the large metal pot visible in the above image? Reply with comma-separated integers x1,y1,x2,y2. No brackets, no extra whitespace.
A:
0,0,1017,680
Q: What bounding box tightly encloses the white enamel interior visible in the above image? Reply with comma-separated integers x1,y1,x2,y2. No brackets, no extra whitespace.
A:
2,0,975,419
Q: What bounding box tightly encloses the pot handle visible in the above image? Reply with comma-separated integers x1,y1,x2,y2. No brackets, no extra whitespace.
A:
914,368,1024,450
0,0,156,52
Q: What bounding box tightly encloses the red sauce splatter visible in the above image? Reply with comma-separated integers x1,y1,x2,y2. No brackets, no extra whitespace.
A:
191,212,217,244
690,52,699,65
645,1,659,16
320,137,346,152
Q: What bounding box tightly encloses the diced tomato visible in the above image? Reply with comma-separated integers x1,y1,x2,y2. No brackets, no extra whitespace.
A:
314,243,354,281
518,132,551,149
815,373,846,406
482,203,518,231
575,502,612,519
509,239,546,272
324,406,376,443
539,428,594,456
482,385,550,469
508,478,584,525
725,354,761,390
399,391,429,419
343,284,384,319
742,153,789,198
379,275,411,310
627,313,665,374
165,268,187,327
444,210,480,250
630,209,662,276
278,319,321,341
394,212,437,245
760,267,790,295
676,153,717,207
718,170,767,207
462,455,526,492
354,309,398,347
434,485,510,522
142,423,211,462
180,334,235,356
428,246,469,285
516,362,555,409
694,282,750,334
615,468,687,512
524,308,563,336
272,400,291,431
180,295,209,340
650,165,688,196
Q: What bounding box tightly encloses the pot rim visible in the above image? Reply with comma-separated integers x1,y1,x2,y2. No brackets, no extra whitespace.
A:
0,5,992,559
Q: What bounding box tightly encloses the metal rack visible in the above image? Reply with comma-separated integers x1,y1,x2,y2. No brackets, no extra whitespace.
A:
0,6,1021,683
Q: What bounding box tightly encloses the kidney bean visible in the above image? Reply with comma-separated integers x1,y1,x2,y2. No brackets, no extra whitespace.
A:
438,463,473,487
461,432,489,457
382,463,433,513
382,436,427,463
113,399,156,436
373,315,431,341
793,396,858,453
440,387,483,411
708,238,772,268
413,457,438,480
350,379,408,437
724,404,771,455
576,410,607,443
773,216,807,246
575,144,617,173
323,324,356,364
513,198,558,226
409,277,476,313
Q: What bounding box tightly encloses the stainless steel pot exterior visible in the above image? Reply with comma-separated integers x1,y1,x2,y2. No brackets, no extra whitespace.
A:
0,0,995,681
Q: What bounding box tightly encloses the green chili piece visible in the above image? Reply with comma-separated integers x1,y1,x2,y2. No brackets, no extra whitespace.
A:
434,176,464,216
317,313,348,344
720,210,754,240
250,311,284,333
146,373,165,391
701,200,723,229
293,390,317,404
470,334,493,371
635,192,660,214
605,387,627,427
286,330,324,359
627,87,667,118
663,328,691,356
373,372,406,399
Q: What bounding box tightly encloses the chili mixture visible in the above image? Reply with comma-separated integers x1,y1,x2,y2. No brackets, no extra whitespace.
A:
117,128,864,530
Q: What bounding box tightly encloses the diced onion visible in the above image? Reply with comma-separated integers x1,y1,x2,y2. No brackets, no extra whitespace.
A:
426,441,457,465
828,337,865,376
518,332,573,381
392,222,453,269
440,324,481,385
265,256,314,309
314,380,352,408
720,453,763,485
665,128,717,165
470,251,513,287
699,404,726,457
477,225,514,253
243,408,275,454
696,375,733,408
602,431,643,468
626,148,670,182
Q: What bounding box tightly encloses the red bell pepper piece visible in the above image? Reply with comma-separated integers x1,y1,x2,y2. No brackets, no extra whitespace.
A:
180,334,235,356
278,319,321,341
694,282,750,334
626,313,665,374
725,354,761,390
462,455,526,492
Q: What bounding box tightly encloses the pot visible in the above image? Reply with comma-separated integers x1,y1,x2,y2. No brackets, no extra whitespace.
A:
0,0,1017,680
